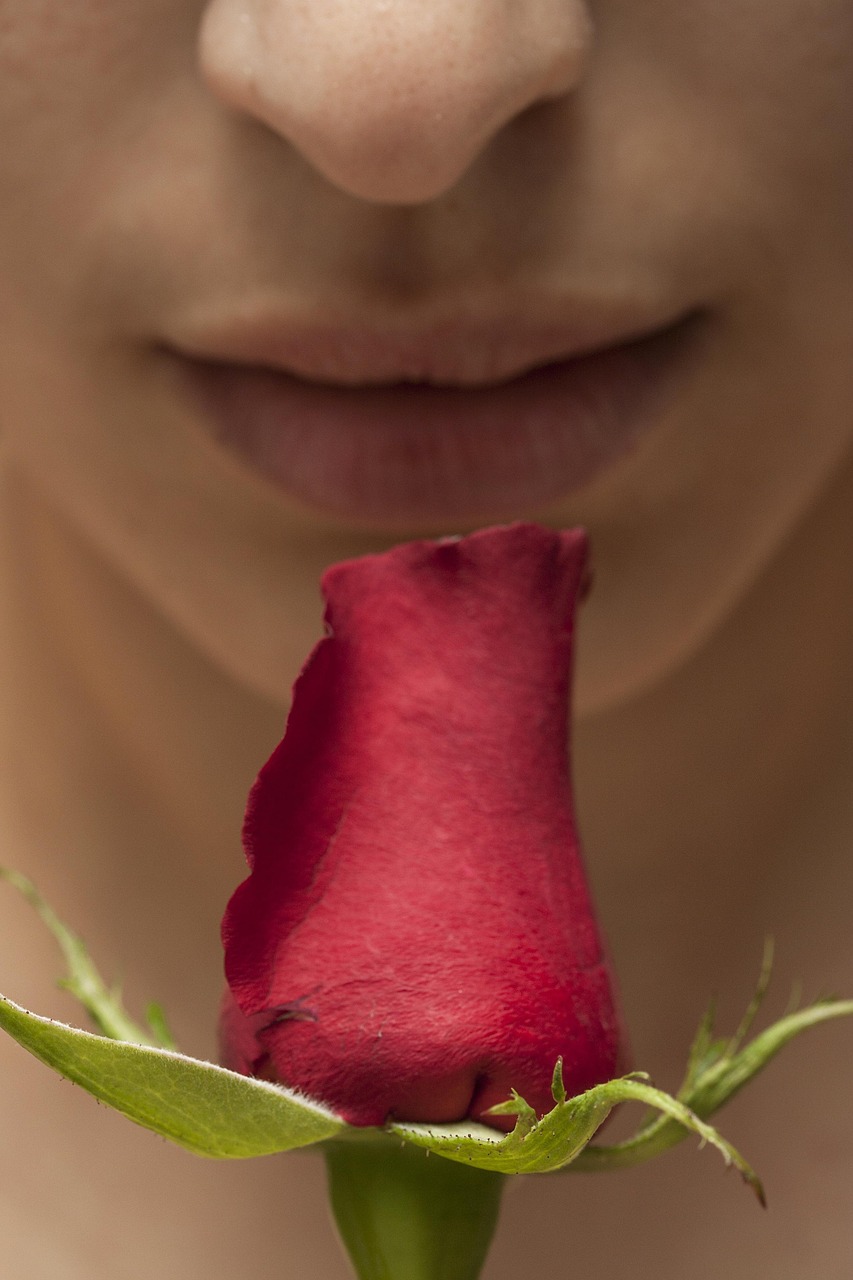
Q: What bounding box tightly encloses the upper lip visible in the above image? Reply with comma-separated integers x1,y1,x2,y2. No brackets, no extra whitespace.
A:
164,298,696,389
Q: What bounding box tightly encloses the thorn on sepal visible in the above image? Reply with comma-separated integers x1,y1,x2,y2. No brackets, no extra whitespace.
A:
551,1057,567,1104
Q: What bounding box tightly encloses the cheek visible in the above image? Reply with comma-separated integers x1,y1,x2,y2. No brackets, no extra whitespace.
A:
570,294,853,716
0,329,276,684
0,321,397,706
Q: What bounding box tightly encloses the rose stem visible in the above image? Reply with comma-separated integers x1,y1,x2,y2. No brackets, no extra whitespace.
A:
324,1139,505,1280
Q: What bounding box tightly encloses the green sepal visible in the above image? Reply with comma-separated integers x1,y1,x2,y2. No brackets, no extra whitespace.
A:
571,996,853,1177
389,952,853,1195
3,869,852,1201
0,867,169,1047
390,1072,764,1200
0,993,346,1157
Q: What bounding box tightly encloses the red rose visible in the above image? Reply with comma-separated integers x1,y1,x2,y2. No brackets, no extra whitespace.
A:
220,523,624,1128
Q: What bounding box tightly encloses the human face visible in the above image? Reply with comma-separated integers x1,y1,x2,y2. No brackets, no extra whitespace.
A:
1,0,852,712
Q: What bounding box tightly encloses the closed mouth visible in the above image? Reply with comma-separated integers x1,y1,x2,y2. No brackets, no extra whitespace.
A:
169,308,707,528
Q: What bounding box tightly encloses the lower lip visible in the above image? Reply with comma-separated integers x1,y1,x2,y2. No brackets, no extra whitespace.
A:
177,315,704,527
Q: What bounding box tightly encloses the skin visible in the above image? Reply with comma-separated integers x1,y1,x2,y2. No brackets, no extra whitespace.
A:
0,2,852,1277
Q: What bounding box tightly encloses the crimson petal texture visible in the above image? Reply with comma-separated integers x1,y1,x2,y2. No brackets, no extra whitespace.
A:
220,523,624,1128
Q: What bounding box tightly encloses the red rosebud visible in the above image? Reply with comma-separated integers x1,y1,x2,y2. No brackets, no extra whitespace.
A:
220,523,624,1128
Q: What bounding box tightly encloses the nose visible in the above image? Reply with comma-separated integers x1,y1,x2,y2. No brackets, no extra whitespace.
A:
199,0,593,205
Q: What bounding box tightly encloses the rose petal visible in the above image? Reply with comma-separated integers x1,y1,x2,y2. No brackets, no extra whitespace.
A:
221,523,624,1127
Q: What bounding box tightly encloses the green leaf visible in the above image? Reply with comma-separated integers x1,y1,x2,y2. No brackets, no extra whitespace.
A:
0,994,346,1158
